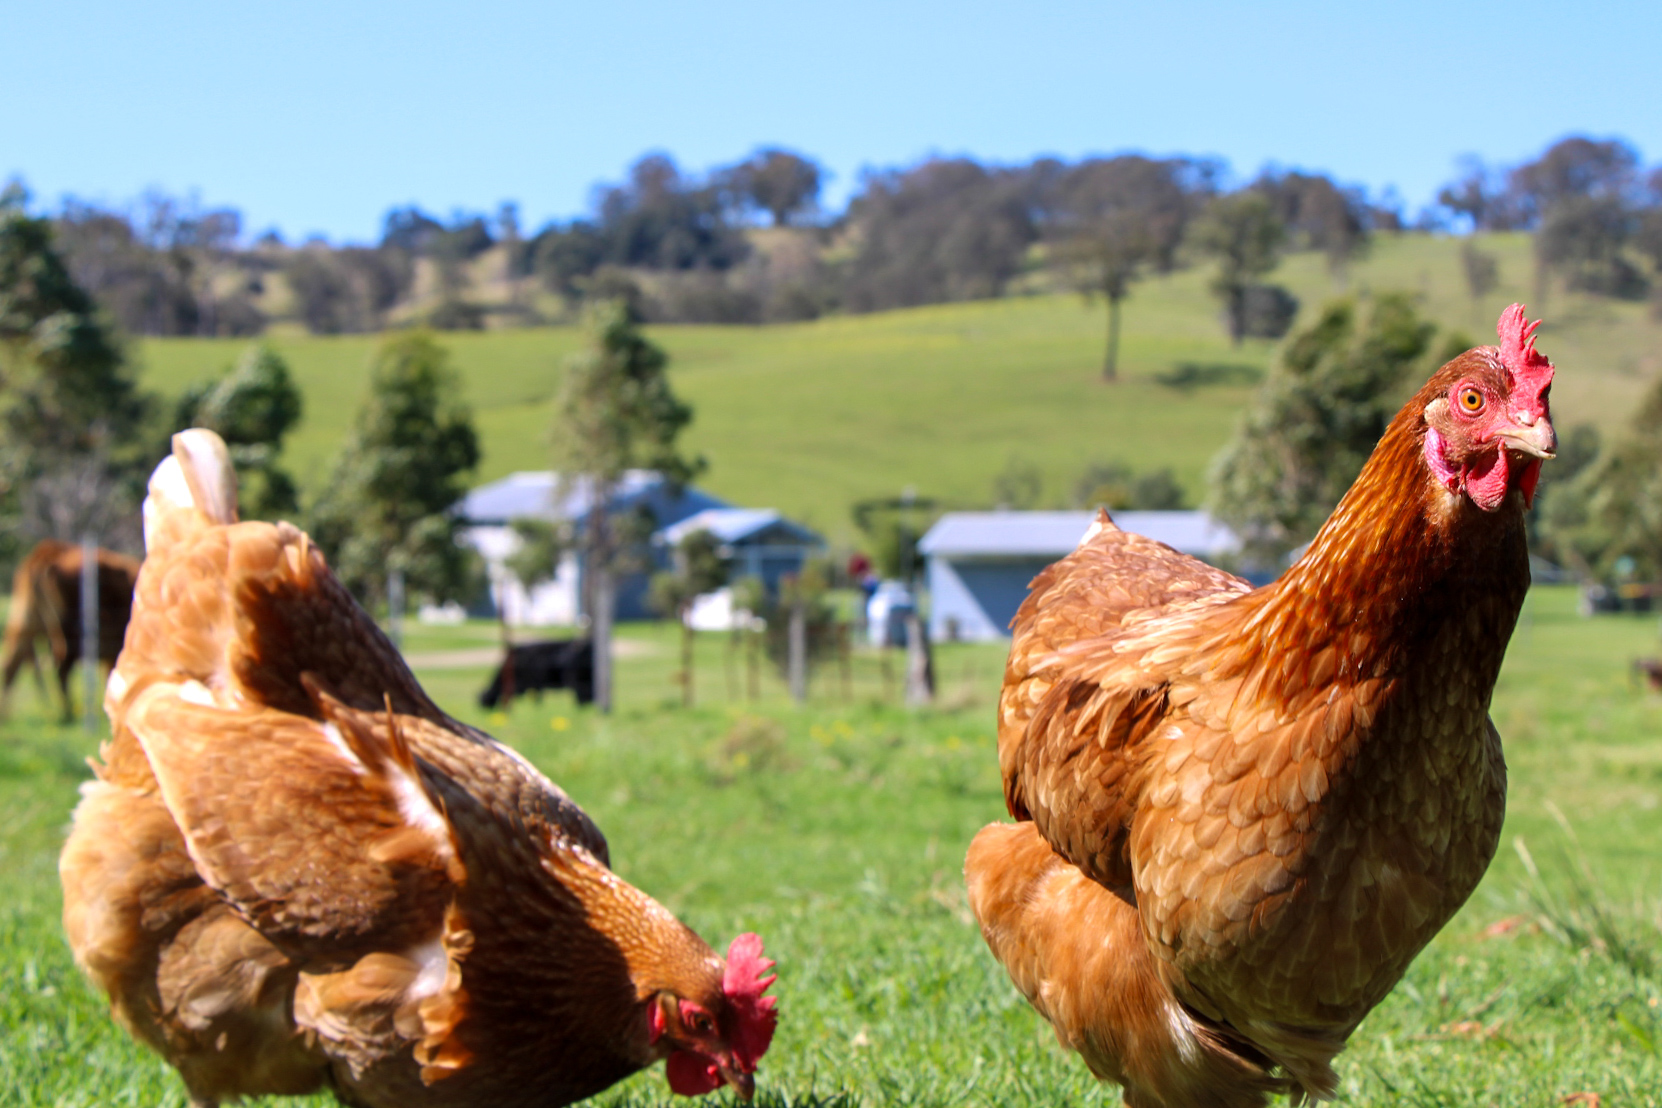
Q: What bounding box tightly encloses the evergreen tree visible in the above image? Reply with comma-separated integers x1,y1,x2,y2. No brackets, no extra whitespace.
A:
552,300,702,712
310,332,480,609
0,201,154,551
1209,295,1434,564
174,343,304,518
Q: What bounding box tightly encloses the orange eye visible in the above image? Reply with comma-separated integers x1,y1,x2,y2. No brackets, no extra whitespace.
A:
684,1007,713,1034
1457,386,1485,414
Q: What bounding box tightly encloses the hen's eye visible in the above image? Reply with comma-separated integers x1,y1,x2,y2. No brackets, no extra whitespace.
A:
684,1008,713,1034
1458,386,1484,413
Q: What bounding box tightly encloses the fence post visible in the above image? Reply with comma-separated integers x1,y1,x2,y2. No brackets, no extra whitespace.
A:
787,599,807,704
592,564,613,713
904,611,934,707
81,534,99,732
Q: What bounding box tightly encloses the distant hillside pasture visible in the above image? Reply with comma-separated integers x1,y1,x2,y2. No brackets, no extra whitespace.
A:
137,233,1662,544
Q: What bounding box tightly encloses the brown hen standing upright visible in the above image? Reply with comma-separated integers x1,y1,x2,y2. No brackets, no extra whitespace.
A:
965,304,1558,1107
61,430,777,1108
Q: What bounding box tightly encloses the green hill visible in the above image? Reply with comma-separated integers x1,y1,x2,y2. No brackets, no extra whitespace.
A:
136,232,1662,544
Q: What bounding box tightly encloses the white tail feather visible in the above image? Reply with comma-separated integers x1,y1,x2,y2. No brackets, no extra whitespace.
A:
142,429,239,550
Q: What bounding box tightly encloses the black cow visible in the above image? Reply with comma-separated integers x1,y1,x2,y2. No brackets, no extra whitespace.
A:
479,639,595,708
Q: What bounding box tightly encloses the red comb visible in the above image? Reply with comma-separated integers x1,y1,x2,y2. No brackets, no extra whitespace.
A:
1495,303,1554,416
723,933,777,1069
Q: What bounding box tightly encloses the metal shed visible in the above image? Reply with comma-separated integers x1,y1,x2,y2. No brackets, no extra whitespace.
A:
658,508,825,594
918,510,1242,642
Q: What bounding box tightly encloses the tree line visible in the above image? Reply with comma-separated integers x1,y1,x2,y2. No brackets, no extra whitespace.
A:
13,135,1655,353
1436,137,1662,301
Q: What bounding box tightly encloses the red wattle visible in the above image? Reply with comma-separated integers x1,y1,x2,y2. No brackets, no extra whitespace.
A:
666,1050,722,1096
1464,446,1511,512
1519,458,1542,507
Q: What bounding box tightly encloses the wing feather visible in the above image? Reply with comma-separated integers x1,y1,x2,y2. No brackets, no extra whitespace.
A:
126,680,458,959
998,513,1250,887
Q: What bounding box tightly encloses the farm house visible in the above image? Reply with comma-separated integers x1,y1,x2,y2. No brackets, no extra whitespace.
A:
457,471,821,625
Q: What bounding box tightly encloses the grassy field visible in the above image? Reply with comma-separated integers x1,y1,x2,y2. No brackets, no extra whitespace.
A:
136,233,1662,546
4,584,1662,1106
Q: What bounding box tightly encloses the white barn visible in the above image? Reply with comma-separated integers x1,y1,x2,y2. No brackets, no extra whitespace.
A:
918,510,1243,642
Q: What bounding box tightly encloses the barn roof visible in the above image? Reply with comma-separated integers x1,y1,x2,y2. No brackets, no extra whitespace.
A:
918,510,1241,559
457,470,726,526
659,508,823,548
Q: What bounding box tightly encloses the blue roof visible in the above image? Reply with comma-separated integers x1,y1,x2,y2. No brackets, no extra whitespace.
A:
659,508,823,547
457,470,726,526
919,510,1240,559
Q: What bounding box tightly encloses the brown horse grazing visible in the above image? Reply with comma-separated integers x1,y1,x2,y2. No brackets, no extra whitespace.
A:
0,539,140,721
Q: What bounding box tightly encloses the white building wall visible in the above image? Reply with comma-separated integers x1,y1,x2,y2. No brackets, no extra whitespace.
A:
926,556,1006,642
465,525,583,627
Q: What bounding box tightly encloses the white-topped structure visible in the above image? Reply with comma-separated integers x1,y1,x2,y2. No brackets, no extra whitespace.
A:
918,510,1243,642
455,472,821,626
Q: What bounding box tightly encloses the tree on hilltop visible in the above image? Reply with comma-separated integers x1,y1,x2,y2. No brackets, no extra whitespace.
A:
727,149,823,227
1253,172,1371,278
1047,156,1198,380
1189,191,1291,345
841,159,1036,311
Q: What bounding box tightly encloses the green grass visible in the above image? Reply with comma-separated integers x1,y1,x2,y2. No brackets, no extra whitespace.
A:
4,584,1662,1105
136,233,1662,545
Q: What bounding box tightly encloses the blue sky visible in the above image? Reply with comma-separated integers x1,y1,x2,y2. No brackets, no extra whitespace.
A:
7,0,1659,243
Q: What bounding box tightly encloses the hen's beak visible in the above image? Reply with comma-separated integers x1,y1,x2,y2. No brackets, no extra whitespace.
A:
717,1060,755,1101
1496,415,1557,460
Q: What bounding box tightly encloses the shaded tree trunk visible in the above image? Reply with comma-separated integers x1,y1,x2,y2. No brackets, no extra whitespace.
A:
1226,283,1247,346
679,608,694,708
1103,293,1123,381
591,560,614,714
